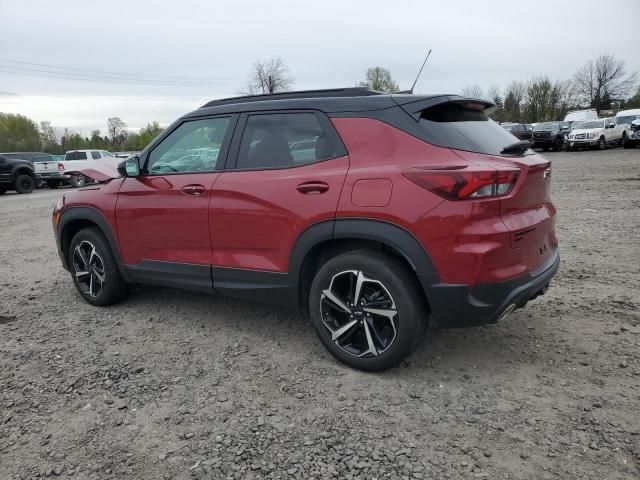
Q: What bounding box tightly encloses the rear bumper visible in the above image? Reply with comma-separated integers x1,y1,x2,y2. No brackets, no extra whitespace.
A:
419,249,559,328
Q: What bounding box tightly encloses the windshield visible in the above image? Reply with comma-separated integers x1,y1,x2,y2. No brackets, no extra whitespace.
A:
577,120,604,129
615,115,639,126
417,103,524,156
534,122,562,131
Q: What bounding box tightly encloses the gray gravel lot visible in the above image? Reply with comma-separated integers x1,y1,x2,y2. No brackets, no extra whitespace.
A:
1,148,639,479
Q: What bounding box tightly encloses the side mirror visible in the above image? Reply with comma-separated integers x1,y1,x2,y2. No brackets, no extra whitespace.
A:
117,156,141,178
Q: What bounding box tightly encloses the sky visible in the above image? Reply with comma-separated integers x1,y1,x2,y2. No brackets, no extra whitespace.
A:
1,0,639,134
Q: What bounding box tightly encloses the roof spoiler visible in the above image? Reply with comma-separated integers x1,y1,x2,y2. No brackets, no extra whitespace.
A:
392,95,496,121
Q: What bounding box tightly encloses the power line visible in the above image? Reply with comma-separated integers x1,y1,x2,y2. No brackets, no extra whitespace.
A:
0,67,235,87
0,58,233,82
1,90,211,102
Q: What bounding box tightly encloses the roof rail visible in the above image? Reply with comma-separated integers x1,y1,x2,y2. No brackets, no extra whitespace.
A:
200,87,384,108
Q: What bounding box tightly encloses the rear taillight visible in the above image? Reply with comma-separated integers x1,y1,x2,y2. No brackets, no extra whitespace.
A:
402,166,520,200
58,163,64,172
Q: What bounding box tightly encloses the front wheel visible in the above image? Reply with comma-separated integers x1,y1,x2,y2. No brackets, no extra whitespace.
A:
622,134,631,149
309,250,427,371
69,228,130,306
14,174,35,194
598,137,606,150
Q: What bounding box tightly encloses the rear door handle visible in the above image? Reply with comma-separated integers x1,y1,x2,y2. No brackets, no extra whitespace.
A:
296,181,329,195
181,184,206,196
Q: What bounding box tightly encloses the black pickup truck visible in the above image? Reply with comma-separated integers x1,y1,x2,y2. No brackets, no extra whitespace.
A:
0,155,36,194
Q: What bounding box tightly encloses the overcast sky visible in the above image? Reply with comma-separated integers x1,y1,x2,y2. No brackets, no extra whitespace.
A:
1,0,639,133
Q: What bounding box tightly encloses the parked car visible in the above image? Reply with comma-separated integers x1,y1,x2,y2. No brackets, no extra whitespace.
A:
58,150,116,187
615,109,640,149
0,155,36,194
52,88,559,371
114,151,139,159
567,117,624,150
532,122,571,151
500,123,533,141
621,119,640,149
0,152,55,187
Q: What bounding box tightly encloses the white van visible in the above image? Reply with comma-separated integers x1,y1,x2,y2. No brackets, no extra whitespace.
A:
564,109,598,125
615,109,640,148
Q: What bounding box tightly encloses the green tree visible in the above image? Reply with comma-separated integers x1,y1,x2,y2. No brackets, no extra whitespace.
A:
359,67,399,93
623,86,640,108
39,120,59,152
522,77,568,123
0,113,41,151
122,122,164,150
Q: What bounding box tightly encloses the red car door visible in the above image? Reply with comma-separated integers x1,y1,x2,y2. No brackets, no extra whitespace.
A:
115,116,234,289
210,112,349,300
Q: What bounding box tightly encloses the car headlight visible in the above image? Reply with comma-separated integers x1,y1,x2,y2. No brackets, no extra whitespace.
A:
587,133,594,139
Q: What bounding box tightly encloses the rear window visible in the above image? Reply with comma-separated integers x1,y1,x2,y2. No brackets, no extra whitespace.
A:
65,151,88,160
418,103,521,156
91,151,101,159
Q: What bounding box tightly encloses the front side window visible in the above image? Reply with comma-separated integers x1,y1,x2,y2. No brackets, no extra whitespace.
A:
147,117,230,174
235,112,340,170
101,151,114,157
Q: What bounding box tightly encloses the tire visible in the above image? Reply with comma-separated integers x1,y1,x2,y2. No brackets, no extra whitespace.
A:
70,175,86,188
68,227,130,306
542,146,549,152
71,175,87,188
47,180,60,189
0,186,7,195
308,250,428,372
598,137,606,150
14,174,35,194
623,134,631,149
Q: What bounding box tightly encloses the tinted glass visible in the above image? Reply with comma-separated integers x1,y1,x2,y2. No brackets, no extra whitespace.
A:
147,117,230,174
236,113,337,169
91,151,101,159
418,103,521,156
65,151,88,160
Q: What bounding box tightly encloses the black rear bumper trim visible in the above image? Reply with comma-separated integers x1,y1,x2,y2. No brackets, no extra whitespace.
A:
420,250,559,328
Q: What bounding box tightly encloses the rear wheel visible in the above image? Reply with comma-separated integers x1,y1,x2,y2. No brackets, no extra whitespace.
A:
71,175,86,188
14,174,35,194
68,228,130,306
598,136,606,150
0,186,7,195
309,250,427,372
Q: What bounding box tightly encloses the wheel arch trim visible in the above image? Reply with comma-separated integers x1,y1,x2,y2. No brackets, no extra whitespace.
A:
57,206,130,281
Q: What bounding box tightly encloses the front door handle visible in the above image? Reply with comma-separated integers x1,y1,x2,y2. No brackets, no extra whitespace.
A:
296,181,329,195
181,184,206,196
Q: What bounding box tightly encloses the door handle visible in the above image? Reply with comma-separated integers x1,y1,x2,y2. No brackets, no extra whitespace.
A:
296,181,329,195
181,184,206,196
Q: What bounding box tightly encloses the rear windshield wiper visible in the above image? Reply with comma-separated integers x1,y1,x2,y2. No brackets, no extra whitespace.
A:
501,140,532,155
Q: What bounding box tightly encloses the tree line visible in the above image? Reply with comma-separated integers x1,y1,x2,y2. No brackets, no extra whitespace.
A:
2,53,638,154
0,114,164,154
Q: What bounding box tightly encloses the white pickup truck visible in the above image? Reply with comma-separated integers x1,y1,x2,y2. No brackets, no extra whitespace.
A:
566,117,625,150
52,150,116,188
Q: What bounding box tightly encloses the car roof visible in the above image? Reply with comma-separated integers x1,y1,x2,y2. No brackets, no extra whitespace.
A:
616,109,640,116
184,88,457,119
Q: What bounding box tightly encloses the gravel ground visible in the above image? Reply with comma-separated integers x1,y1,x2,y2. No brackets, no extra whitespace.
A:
1,148,639,480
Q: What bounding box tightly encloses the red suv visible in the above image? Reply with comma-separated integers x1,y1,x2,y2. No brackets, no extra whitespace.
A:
53,88,559,371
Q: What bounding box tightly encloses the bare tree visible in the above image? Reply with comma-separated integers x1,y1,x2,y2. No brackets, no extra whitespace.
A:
107,117,128,148
244,57,293,95
574,54,638,110
461,84,484,99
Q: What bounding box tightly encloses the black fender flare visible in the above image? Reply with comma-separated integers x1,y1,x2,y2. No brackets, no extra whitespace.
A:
288,218,439,308
11,165,35,178
57,206,130,281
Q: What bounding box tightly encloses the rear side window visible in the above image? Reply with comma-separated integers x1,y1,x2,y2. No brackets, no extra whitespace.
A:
91,151,101,159
65,151,88,160
418,103,523,155
235,112,344,170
